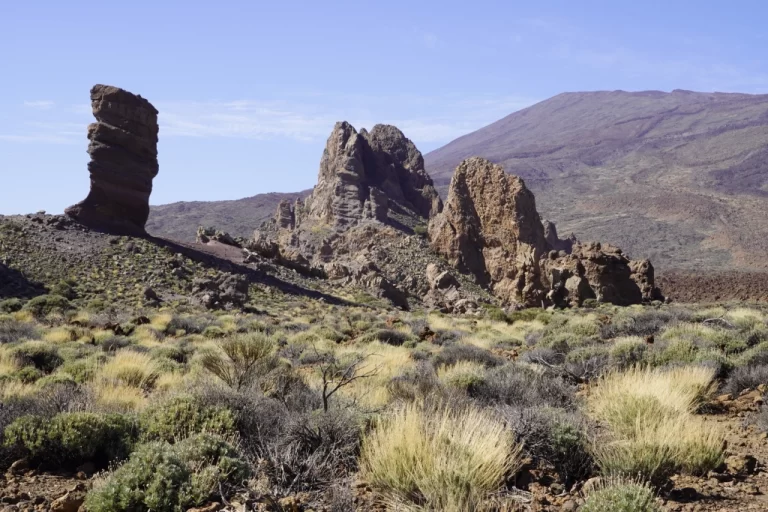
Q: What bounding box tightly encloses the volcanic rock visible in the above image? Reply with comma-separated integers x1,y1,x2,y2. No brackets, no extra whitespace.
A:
430,157,663,307
249,122,449,309
299,121,442,229
428,157,549,305
65,85,159,235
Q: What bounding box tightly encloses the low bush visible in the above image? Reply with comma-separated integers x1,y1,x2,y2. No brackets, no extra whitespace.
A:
501,406,593,487
368,329,411,346
387,362,441,402
12,341,63,374
22,294,72,318
361,402,521,511
609,337,648,369
581,477,659,512
432,343,503,369
140,395,235,443
4,412,138,469
0,299,24,314
84,433,249,512
437,361,487,394
474,364,575,409
0,318,38,344
723,364,768,396
201,332,276,390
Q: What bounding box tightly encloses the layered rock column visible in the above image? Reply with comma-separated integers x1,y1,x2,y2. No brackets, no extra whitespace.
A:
65,85,159,235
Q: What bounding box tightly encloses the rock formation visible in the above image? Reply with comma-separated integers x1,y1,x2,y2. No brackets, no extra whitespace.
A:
248,122,449,309
428,157,550,305
296,121,442,230
65,85,159,235
429,157,663,307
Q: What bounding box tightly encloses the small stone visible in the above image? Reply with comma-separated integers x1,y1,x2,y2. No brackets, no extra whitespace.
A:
49,492,84,512
7,460,28,475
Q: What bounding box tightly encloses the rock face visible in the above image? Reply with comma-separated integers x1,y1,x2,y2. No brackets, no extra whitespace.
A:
65,85,159,235
429,157,663,307
300,121,442,229
428,157,550,305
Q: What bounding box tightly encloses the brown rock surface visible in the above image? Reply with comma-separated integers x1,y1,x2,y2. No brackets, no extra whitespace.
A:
65,85,159,235
428,157,549,305
301,121,442,229
430,157,662,307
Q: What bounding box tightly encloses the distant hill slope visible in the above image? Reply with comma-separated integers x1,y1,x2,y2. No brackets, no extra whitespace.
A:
147,190,311,241
425,90,768,270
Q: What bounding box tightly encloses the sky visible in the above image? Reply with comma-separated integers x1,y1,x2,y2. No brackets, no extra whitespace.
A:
1,1,767,214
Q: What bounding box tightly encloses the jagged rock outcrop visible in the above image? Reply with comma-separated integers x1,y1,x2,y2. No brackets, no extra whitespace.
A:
248,122,450,309
543,220,575,253
298,121,442,229
428,157,550,305
65,85,159,235
275,199,295,230
429,157,663,307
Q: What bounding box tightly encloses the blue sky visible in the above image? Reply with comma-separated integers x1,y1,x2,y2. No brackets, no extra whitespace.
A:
2,1,767,214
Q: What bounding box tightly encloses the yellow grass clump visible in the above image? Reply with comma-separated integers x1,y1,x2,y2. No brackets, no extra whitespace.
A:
361,402,521,511
588,365,723,484
96,350,160,390
92,382,147,412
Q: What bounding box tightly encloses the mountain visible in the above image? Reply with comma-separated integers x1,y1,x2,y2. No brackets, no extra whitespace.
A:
425,89,768,271
146,190,311,241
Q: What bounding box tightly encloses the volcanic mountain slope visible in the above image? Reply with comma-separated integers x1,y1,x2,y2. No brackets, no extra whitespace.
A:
425,89,768,271
147,190,312,241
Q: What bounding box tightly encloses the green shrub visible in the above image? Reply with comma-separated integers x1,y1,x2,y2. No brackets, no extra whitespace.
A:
22,294,72,318
485,307,510,324
140,396,235,443
201,332,276,390
610,337,647,369
0,299,24,314
50,279,78,300
13,366,43,383
503,407,593,487
202,326,226,339
84,433,249,512
582,479,659,512
4,412,138,469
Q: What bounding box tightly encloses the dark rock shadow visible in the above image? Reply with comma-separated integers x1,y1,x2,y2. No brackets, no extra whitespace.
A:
145,236,352,306
0,263,47,300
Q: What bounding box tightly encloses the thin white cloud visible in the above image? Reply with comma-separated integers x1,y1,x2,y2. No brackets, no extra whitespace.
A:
0,134,77,144
1,94,539,148
158,94,537,146
23,100,55,110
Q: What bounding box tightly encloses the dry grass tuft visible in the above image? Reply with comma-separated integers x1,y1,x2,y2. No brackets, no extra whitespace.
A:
361,402,521,511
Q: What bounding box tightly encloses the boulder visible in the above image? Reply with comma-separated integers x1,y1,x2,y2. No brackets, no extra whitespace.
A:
196,226,240,247
65,85,159,235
